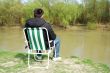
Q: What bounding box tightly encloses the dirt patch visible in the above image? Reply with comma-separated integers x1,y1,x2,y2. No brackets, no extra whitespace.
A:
0,59,19,67
17,58,110,73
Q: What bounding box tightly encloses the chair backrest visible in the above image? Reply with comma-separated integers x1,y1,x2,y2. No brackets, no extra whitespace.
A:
23,27,50,51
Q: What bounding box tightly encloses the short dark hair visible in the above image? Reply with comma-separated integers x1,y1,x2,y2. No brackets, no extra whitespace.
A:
34,8,44,18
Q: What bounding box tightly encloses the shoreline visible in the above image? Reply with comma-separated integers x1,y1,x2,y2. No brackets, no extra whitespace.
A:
0,24,110,31
0,51,110,73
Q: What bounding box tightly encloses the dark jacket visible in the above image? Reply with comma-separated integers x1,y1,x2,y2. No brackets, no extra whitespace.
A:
24,17,56,48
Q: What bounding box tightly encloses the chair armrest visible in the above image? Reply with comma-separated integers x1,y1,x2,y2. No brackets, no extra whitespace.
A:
49,40,53,43
25,41,29,49
49,40,55,48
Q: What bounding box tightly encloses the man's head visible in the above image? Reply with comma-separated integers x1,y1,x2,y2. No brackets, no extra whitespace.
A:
34,8,44,18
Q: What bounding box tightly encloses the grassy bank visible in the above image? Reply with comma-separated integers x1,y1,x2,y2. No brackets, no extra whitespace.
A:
0,51,110,73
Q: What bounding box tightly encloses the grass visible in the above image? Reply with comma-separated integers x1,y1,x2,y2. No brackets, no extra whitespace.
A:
0,51,110,73
82,59,110,73
87,22,97,30
0,51,27,73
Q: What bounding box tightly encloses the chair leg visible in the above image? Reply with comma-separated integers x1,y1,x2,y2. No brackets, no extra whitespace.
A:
27,52,50,69
28,50,30,68
47,53,49,69
28,54,30,68
55,48,56,58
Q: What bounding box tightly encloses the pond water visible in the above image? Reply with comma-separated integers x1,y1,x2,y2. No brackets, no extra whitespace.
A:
0,27,110,66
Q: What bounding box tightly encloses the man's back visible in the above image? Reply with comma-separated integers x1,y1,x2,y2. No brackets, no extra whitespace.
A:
25,17,56,43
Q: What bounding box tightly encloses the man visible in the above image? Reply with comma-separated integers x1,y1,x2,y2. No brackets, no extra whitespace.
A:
25,8,61,61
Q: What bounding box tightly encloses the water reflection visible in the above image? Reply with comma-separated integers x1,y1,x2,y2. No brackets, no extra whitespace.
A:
56,29,110,66
0,27,24,51
0,27,110,66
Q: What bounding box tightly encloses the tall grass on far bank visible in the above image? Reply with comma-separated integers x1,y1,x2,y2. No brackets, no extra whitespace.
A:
0,0,110,28
87,22,97,30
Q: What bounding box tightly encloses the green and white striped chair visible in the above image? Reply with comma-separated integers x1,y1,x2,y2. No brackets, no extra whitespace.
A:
23,27,54,69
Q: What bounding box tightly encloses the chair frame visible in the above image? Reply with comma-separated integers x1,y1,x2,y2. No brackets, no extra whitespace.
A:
23,27,55,69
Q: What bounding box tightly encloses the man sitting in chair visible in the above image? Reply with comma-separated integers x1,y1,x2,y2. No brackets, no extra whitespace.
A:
24,8,61,61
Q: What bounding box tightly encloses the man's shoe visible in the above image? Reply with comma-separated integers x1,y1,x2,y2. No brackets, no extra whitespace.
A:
53,57,62,61
34,55,42,61
36,56,42,60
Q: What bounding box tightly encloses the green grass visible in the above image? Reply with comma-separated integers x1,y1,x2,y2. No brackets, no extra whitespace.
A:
82,58,110,73
0,51,110,73
0,51,52,73
0,51,28,73
87,22,97,30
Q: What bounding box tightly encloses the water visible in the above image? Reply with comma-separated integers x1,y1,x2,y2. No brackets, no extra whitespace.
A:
0,27,24,51
0,27,110,66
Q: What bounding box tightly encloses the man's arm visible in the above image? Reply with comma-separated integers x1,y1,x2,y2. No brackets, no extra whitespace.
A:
42,22,56,40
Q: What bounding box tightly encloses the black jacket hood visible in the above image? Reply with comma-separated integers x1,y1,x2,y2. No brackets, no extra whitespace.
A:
25,18,46,27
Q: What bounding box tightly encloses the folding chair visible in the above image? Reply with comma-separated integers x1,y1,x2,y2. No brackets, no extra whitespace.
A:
23,27,55,69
